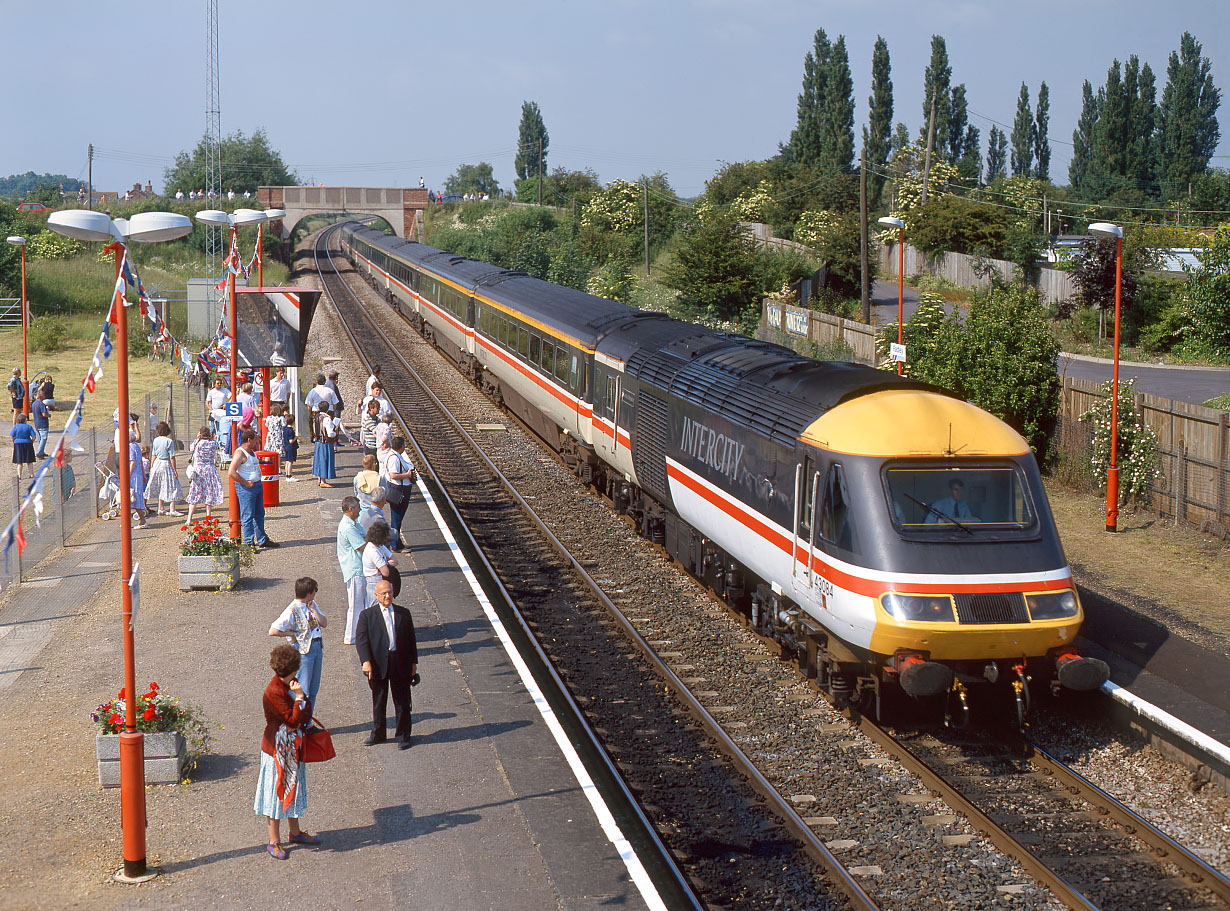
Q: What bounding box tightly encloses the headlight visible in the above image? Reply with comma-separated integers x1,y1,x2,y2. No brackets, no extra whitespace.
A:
1026,590,1079,620
881,593,956,623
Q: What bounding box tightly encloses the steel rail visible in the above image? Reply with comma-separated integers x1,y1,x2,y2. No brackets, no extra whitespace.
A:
315,225,882,911
312,226,704,911
1029,741,1230,904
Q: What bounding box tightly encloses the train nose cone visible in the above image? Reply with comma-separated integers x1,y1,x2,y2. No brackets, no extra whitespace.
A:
899,660,954,697
1057,655,1111,691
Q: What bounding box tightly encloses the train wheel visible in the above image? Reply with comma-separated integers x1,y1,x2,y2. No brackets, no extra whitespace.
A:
829,674,855,706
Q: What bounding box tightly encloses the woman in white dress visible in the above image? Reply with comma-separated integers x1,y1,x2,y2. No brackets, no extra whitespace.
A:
185,426,225,524
143,422,184,516
361,521,399,602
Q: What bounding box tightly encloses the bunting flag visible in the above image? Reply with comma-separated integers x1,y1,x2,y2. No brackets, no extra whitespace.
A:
0,241,245,574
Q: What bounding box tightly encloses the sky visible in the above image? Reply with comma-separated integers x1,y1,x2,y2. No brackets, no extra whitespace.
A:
3,0,1228,200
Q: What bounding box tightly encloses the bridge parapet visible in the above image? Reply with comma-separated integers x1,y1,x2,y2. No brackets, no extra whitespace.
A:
258,186,427,239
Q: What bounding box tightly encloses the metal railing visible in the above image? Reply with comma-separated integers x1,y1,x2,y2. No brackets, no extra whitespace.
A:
0,299,22,331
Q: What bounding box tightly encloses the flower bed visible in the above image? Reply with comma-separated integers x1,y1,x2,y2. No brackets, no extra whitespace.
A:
91,682,215,786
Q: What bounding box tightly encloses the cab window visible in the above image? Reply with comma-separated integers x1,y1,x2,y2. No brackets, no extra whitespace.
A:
819,464,857,555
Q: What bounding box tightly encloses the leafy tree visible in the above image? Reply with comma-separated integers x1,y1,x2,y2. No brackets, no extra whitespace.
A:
820,36,856,173
704,160,776,208
908,195,1007,258
794,209,869,297
1069,81,1100,191
581,174,680,263
1033,82,1050,182
514,101,549,184
663,208,761,325
1070,237,1139,317
864,36,893,207
985,126,1008,182
889,122,912,160
786,29,830,169
1158,31,1222,191
1010,83,1034,177
444,162,500,197
920,36,952,153
162,128,297,194
0,172,81,199
1178,226,1230,358
0,204,20,291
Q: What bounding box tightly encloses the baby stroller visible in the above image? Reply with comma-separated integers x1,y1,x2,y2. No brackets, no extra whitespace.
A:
96,461,123,520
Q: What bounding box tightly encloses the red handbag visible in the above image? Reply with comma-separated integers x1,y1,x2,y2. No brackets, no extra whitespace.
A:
300,719,336,763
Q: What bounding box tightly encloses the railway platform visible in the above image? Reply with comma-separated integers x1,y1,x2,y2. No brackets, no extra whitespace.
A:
0,445,655,910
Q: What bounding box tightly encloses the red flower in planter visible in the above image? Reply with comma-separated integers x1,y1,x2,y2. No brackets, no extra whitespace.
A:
108,713,123,727
143,706,157,722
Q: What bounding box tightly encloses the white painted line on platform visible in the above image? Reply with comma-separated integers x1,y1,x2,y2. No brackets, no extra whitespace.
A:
1102,680,1230,767
414,475,668,911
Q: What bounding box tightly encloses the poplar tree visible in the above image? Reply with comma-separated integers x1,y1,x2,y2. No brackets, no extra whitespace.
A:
865,36,894,206
1010,83,1035,177
1158,31,1222,190
1131,61,1159,186
986,126,1008,182
921,36,953,153
1069,81,1100,191
514,101,549,183
958,125,981,180
948,84,969,163
1095,61,1128,184
787,29,831,169
821,36,856,172
1034,82,1050,182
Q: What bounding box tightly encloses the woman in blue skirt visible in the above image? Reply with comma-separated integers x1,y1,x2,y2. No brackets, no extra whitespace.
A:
311,404,336,488
255,644,320,859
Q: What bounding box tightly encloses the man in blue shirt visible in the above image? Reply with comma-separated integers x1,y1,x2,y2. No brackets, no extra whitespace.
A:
31,387,51,459
337,496,368,645
926,478,978,524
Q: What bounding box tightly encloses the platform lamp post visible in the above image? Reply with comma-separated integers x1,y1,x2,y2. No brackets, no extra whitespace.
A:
1088,221,1125,532
46,209,193,884
877,216,906,375
5,236,28,408
196,208,266,538
232,208,280,444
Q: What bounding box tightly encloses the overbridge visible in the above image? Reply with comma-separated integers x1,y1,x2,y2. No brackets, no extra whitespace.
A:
257,186,429,239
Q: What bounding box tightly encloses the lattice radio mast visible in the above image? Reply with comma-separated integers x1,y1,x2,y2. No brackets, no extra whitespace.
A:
204,0,222,279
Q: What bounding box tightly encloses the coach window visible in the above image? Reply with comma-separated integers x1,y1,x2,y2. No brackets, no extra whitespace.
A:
819,464,857,556
540,339,554,375
498,317,509,347
554,346,569,383
528,333,541,366
518,326,530,358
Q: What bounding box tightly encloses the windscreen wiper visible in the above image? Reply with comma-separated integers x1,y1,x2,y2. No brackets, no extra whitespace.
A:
905,493,972,534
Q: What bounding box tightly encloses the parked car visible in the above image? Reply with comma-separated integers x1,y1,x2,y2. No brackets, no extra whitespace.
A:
15,202,51,213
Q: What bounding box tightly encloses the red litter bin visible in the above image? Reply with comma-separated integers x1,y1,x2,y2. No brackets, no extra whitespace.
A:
256,450,280,507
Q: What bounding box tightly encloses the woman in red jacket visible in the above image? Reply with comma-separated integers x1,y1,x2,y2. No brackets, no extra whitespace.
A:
253,644,321,859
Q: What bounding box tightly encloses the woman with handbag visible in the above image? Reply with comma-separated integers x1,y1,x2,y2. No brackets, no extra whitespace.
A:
143,421,184,517
312,403,337,488
268,576,328,710
185,426,224,525
381,435,416,552
361,520,400,601
254,644,322,859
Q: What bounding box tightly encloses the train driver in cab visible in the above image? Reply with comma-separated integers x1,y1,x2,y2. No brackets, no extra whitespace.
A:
926,477,977,524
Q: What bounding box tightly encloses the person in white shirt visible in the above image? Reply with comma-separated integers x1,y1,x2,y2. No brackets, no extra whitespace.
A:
270,367,290,406
361,521,399,604
360,381,393,422
304,375,339,440
236,382,255,412
267,576,328,709
381,436,416,552
206,376,229,423
365,366,382,398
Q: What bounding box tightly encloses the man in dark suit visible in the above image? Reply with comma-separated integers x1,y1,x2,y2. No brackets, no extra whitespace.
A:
355,579,418,749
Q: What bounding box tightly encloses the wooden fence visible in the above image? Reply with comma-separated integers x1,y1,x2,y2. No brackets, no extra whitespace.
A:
880,242,1077,306
1058,375,1229,534
760,299,1230,536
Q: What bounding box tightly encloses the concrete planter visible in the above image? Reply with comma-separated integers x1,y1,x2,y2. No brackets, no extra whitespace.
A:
178,552,239,591
96,731,185,787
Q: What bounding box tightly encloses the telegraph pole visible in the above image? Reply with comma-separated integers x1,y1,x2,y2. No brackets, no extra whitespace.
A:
537,140,543,208
859,148,870,323
88,144,94,210
922,88,938,205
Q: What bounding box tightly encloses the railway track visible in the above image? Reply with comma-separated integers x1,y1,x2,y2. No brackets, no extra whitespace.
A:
312,224,1230,910
312,226,873,911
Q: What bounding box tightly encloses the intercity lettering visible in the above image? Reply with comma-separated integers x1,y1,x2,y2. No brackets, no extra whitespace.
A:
680,416,744,481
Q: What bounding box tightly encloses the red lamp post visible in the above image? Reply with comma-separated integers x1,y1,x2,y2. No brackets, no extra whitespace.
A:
6,236,28,408
1089,222,1125,532
878,217,906,374
47,210,192,883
